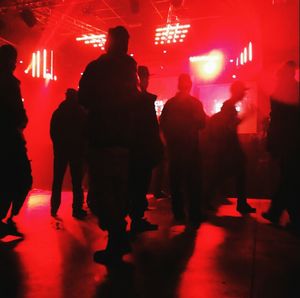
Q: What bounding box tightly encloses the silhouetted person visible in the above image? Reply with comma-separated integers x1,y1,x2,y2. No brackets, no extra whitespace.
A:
160,73,206,228
50,88,87,219
0,44,32,238
128,65,163,233
207,81,256,214
262,61,300,233
78,26,138,264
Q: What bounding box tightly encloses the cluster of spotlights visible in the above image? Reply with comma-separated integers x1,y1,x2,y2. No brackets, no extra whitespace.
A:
154,23,190,45
76,34,107,50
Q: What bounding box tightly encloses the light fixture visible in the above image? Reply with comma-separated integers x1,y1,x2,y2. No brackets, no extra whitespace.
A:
25,49,56,81
154,23,190,45
76,34,107,50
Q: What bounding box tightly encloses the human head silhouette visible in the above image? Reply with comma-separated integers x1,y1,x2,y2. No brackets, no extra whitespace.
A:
0,44,17,73
105,26,130,54
65,88,78,101
178,73,192,94
138,65,150,92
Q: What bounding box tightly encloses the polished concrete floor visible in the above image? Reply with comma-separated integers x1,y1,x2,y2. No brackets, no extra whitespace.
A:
0,190,299,298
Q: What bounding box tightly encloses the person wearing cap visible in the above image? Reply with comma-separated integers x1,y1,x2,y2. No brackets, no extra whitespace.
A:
0,44,32,238
160,73,206,228
128,65,163,233
78,26,138,264
50,88,87,219
207,80,256,214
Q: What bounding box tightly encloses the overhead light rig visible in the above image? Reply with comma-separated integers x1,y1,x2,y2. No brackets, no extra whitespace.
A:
154,0,190,45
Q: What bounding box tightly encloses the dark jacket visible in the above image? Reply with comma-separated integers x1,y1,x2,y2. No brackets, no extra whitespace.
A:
78,52,139,149
0,72,28,136
160,93,206,156
50,99,87,152
131,91,163,167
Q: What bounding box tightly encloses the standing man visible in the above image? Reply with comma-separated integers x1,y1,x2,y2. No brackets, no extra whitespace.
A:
160,73,206,228
50,88,87,219
208,81,256,214
78,26,138,264
263,61,300,232
0,44,32,237
129,65,163,233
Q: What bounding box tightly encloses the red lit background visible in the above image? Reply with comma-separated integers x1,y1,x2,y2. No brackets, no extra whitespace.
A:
0,0,299,189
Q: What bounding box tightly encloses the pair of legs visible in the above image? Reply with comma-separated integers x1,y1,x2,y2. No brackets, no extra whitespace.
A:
128,161,157,233
207,151,255,213
168,150,203,226
0,139,32,237
264,152,300,228
50,148,85,217
87,147,131,264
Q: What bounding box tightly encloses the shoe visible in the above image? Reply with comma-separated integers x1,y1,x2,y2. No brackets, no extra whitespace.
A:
261,212,279,224
1,221,23,238
130,218,158,234
237,202,256,214
285,222,300,236
93,249,123,266
72,209,87,219
0,222,9,239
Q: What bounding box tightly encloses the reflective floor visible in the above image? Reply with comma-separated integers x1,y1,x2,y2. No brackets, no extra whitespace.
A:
1,190,299,298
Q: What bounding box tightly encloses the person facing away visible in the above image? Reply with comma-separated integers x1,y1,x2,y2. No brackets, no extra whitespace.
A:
50,88,87,219
128,65,163,233
0,44,32,238
78,26,139,265
160,73,206,228
207,80,256,214
262,61,300,233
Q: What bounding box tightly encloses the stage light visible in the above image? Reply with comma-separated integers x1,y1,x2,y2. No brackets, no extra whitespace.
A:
19,8,37,28
27,49,57,81
240,52,244,65
76,34,107,50
189,50,225,81
235,41,253,67
244,47,247,63
248,42,252,61
154,23,190,45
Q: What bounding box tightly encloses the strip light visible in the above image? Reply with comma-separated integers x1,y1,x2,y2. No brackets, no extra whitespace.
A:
26,49,57,81
76,34,107,49
154,23,190,45
236,41,253,67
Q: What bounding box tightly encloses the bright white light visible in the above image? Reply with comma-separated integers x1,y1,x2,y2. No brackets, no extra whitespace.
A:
244,47,247,63
213,100,223,113
27,49,56,82
240,52,244,65
76,33,107,49
190,50,225,81
154,23,190,45
232,74,237,79
248,41,252,61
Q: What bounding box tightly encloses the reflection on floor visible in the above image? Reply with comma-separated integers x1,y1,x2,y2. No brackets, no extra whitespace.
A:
1,190,299,298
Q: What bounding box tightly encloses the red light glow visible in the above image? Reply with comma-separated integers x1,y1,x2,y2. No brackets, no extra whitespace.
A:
189,50,225,81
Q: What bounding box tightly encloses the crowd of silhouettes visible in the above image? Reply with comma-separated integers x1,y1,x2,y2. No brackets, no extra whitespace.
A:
0,25,299,264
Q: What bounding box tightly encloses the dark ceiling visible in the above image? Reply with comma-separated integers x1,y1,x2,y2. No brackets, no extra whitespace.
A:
0,0,299,75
